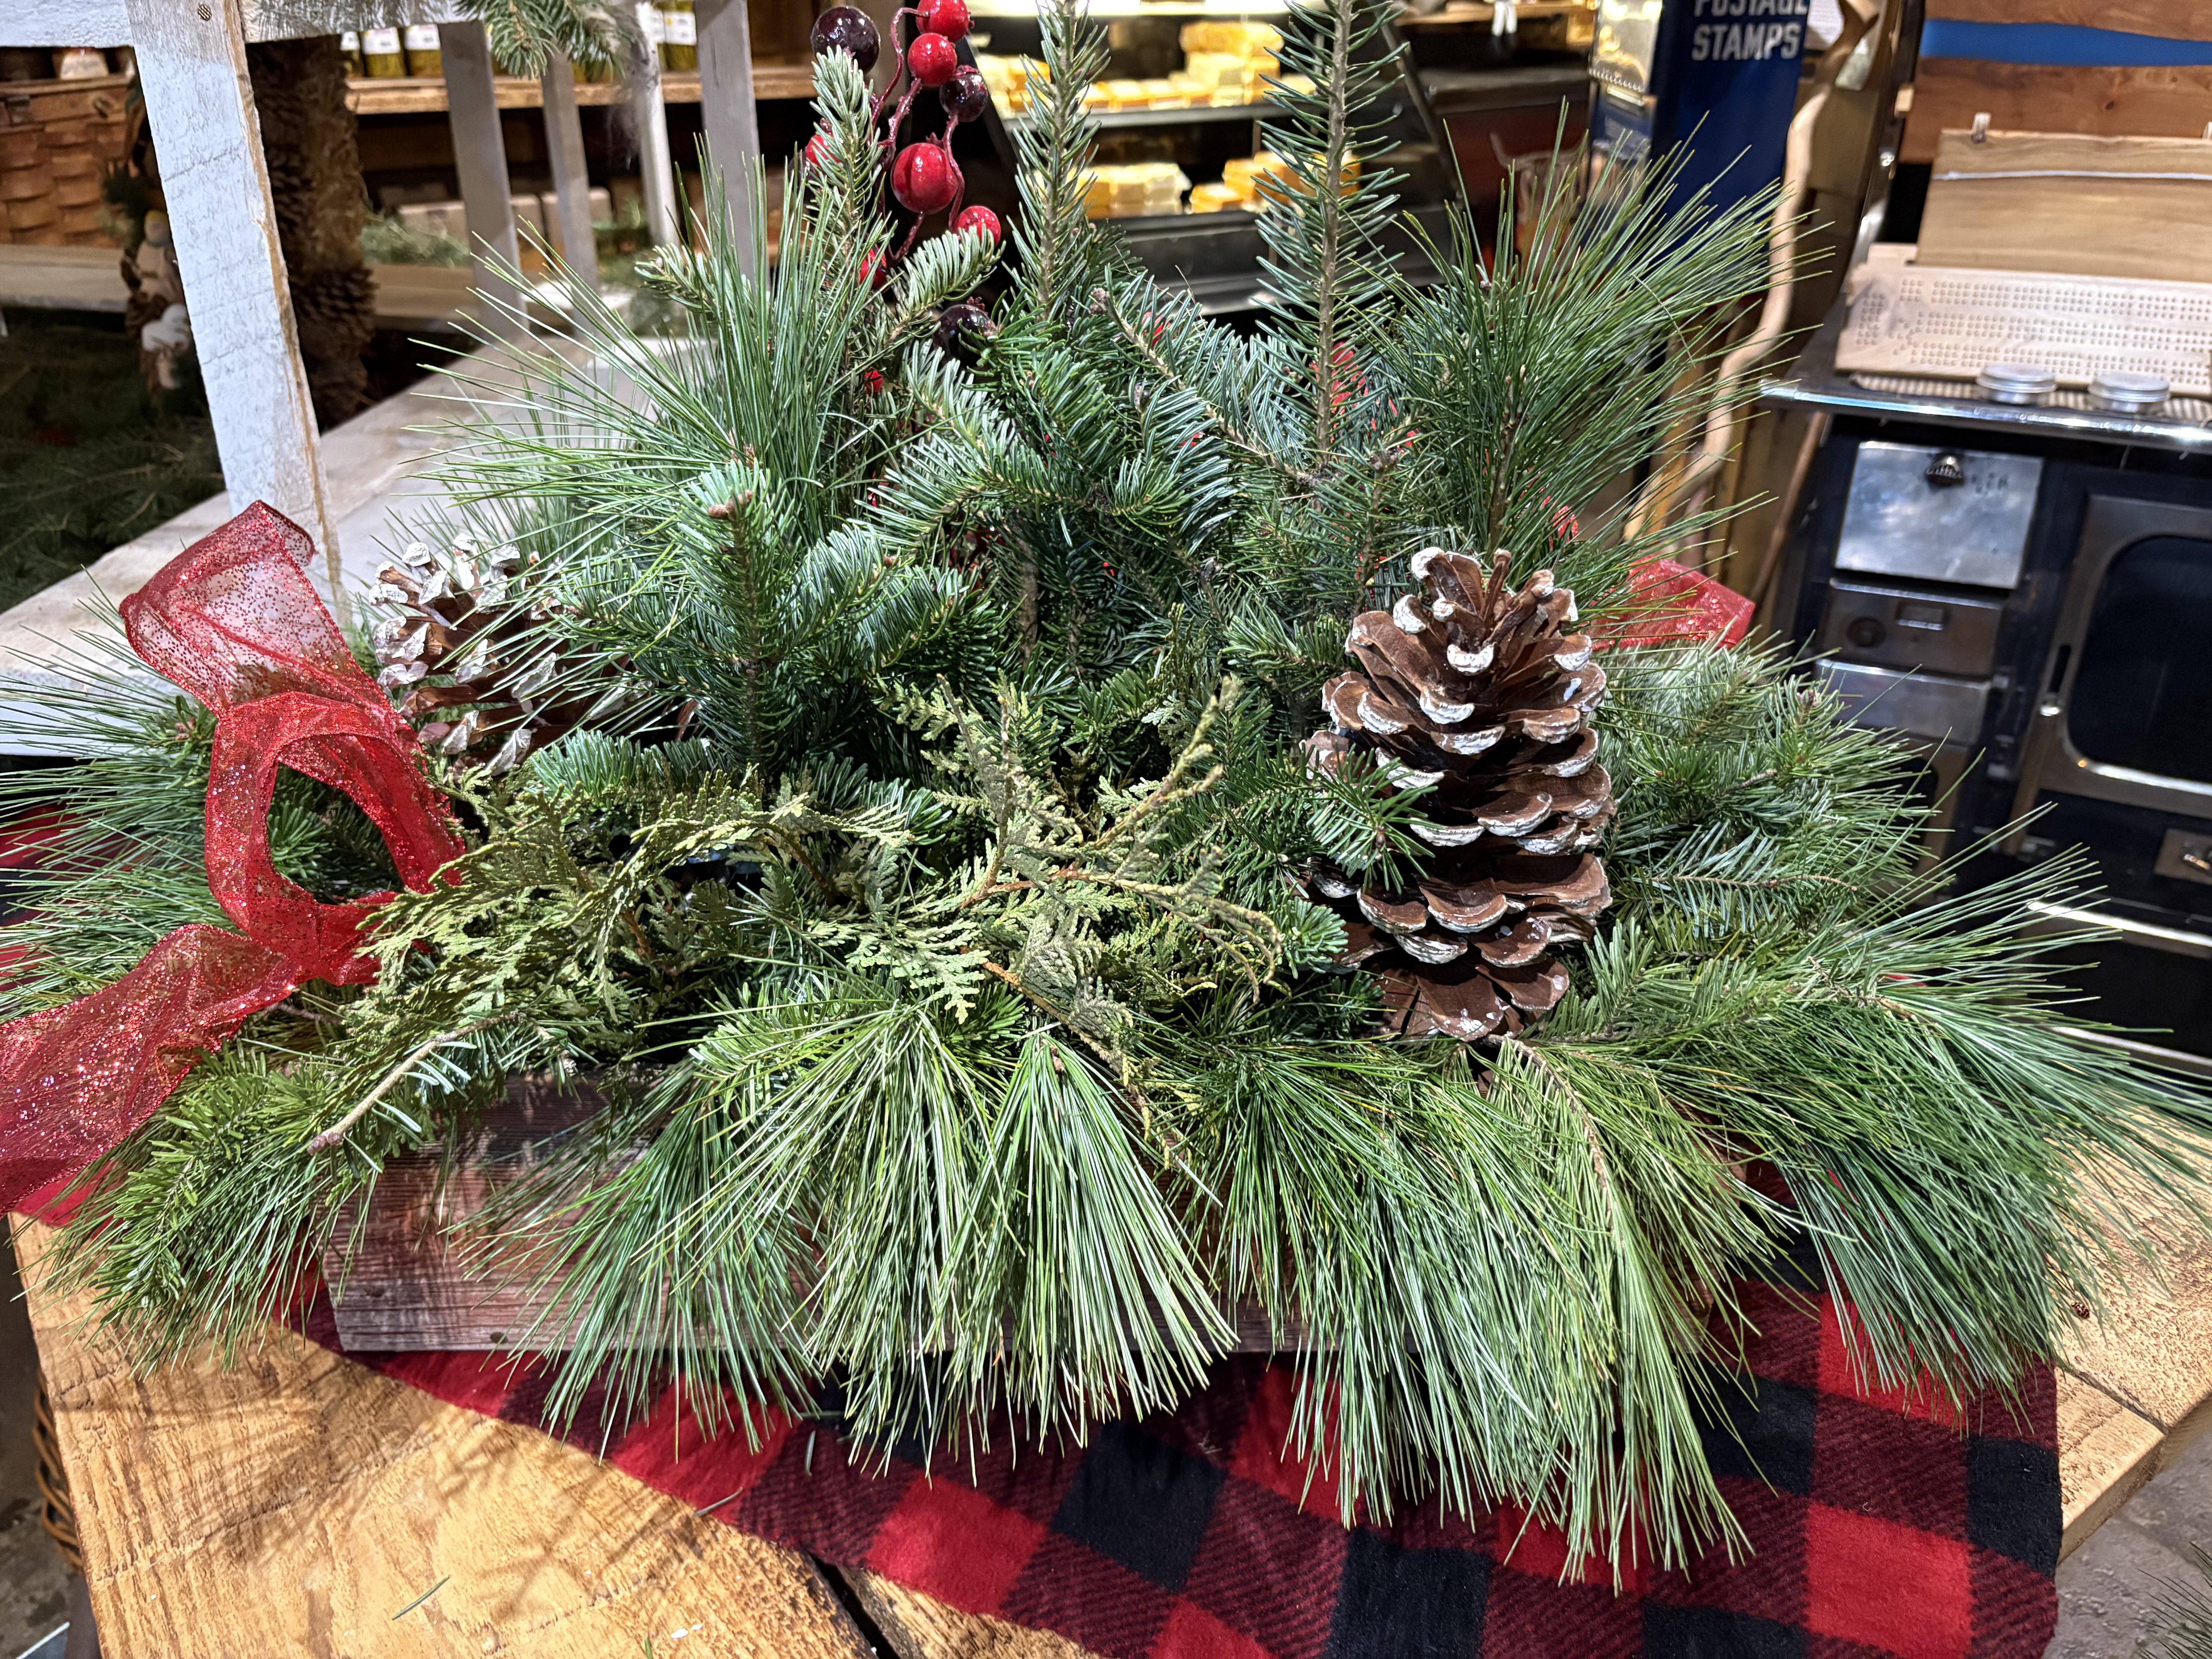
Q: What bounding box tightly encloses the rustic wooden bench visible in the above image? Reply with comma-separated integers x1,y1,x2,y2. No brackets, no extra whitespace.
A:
18,1212,2212,1657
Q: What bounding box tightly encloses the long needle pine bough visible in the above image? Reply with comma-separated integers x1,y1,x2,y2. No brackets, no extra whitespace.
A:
8,0,2211,1575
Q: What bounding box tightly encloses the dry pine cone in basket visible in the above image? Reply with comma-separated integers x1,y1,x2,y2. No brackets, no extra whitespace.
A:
1304,548,1614,1040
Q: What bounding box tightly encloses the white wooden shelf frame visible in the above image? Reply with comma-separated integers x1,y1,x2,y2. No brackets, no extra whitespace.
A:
0,0,769,585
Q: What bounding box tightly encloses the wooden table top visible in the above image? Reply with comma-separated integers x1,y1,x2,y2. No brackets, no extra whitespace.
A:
19,1212,2212,1657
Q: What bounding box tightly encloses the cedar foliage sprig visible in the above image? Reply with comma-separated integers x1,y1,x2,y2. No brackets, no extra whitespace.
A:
9,0,2212,1580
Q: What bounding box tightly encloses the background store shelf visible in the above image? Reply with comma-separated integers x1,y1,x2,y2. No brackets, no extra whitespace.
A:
345,62,816,116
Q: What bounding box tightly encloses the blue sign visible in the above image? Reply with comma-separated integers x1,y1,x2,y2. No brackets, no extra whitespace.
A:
1590,0,1811,216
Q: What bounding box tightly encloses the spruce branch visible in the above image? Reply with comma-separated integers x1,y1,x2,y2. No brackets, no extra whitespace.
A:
1094,287,1316,492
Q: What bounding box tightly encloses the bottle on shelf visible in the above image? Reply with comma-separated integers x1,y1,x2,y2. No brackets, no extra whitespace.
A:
640,2,668,65
340,30,366,76
402,22,443,77
663,0,698,70
361,25,407,78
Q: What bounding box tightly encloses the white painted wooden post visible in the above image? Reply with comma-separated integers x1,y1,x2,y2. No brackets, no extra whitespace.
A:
632,2,682,245
541,52,602,294
695,0,761,273
441,20,528,337
119,0,340,599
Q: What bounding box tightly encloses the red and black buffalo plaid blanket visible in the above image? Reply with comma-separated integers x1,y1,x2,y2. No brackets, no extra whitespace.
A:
304,1236,2060,1659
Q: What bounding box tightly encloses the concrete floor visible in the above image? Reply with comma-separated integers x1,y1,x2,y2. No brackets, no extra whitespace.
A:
2052,1424,2212,1656
0,1232,72,1659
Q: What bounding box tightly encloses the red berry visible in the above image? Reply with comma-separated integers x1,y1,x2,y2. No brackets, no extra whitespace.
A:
907,31,958,88
859,249,888,288
919,0,970,40
891,142,960,215
952,205,1001,244
804,130,833,169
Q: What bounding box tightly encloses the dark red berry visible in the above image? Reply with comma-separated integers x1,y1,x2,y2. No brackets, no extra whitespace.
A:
939,64,988,122
918,0,970,40
891,143,960,215
933,299,996,364
810,6,879,71
859,248,888,287
907,31,958,88
952,204,1001,244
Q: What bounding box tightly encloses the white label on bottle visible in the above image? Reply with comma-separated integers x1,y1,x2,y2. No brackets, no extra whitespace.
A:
665,10,696,44
404,23,441,50
639,3,666,43
341,30,360,49
363,27,402,53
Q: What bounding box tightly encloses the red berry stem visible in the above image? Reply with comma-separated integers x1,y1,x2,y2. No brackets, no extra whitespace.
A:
941,136,966,222
868,11,920,127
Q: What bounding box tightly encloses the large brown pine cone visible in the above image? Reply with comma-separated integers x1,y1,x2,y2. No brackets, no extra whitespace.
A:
1304,548,1614,1040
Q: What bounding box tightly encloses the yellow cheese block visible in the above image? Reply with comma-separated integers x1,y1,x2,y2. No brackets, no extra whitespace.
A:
1179,20,1281,57
1182,51,1245,89
1190,181,1243,213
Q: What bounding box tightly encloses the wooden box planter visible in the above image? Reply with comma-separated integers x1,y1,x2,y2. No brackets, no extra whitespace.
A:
326,1080,1293,1356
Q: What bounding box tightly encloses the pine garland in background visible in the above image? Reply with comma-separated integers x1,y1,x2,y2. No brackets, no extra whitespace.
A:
4,0,2210,1575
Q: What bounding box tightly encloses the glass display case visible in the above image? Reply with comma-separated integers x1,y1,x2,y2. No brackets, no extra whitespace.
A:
961,1,1593,313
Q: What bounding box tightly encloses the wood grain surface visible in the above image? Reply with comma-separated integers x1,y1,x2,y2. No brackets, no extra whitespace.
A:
843,1571,1099,1659
1901,62,2212,163
27,1197,2212,1652
2057,1371,2163,1558
14,1219,878,1659
1917,130,2212,282
122,0,340,581
1925,0,2212,40
1929,0,2212,39
327,1087,1300,1355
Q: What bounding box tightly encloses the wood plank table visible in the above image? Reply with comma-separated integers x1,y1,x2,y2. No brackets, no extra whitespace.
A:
18,1212,2212,1657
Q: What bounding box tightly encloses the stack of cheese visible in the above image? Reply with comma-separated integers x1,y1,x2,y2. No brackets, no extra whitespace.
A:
975,52,1042,113
1080,162,1191,219
1086,75,1211,110
981,21,1308,117
1197,148,1361,213
1180,19,1283,104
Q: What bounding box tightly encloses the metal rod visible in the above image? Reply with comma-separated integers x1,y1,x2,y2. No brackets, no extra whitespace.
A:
442,20,529,338
696,0,763,274
541,50,603,295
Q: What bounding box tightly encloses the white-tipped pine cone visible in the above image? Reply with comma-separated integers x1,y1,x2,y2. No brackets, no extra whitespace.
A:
373,537,586,775
1304,548,1614,1040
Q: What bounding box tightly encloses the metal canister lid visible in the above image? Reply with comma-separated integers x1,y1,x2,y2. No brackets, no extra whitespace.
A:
1976,364,2059,405
2088,370,2171,414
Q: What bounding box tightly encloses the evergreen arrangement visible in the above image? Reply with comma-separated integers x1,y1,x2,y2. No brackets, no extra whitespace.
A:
8,0,2211,1573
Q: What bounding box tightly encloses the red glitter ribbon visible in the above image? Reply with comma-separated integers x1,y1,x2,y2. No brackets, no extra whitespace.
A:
0,504,464,1212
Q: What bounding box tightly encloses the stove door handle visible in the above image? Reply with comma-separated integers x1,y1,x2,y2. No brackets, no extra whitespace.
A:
2024,901,2212,961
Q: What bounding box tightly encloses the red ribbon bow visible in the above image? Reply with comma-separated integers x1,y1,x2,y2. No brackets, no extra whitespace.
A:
0,504,465,1212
